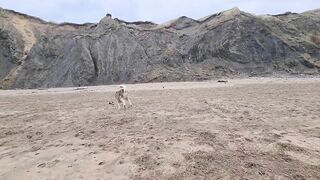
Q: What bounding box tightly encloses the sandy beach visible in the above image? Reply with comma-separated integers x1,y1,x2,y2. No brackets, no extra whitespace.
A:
0,78,320,179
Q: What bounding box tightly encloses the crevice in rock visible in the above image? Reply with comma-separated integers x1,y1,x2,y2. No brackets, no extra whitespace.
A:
88,42,99,83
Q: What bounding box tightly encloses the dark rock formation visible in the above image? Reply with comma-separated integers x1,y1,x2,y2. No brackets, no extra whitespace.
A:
0,7,319,89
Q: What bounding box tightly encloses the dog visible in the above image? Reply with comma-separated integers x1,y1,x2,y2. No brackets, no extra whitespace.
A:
115,85,132,109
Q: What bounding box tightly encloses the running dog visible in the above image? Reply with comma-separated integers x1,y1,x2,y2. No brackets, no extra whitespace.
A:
115,85,133,109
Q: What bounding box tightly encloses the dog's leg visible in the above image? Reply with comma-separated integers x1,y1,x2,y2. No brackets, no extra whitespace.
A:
120,98,127,110
128,98,133,107
117,101,121,109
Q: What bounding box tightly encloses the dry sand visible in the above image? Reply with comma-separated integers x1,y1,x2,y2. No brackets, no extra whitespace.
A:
0,78,319,179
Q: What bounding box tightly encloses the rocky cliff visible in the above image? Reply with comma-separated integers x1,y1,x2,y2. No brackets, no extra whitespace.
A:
0,7,319,89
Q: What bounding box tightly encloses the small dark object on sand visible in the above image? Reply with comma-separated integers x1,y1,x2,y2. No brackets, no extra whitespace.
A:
98,161,105,165
217,80,228,83
109,101,115,105
74,87,88,90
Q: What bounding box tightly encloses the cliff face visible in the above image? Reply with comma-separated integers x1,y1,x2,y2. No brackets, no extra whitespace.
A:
0,8,319,89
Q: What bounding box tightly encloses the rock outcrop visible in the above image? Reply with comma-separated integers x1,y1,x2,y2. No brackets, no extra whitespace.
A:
0,7,319,89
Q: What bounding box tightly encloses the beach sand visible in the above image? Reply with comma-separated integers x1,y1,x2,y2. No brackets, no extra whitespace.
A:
0,78,319,179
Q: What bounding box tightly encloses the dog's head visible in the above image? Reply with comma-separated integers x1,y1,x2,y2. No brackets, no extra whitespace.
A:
119,85,126,93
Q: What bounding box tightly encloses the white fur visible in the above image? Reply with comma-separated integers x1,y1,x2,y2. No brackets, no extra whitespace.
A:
115,85,132,110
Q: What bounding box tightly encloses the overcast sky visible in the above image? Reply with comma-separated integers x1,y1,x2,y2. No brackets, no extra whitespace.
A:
0,0,319,24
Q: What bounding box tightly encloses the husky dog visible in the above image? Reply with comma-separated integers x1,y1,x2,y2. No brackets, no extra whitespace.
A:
115,85,132,109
